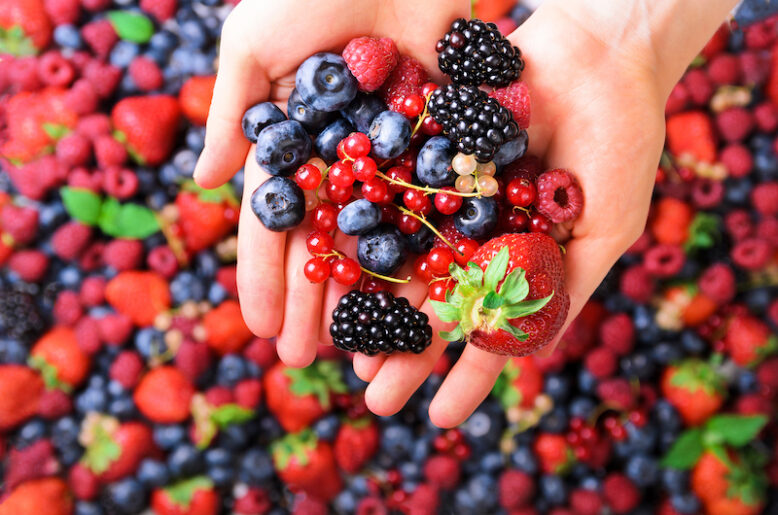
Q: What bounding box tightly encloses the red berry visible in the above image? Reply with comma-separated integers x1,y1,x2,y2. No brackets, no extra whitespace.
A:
329,161,355,188
295,164,322,190
403,189,431,213
530,213,552,234
421,82,439,97
414,255,433,282
381,205,399,224
434,188,463,215
454,238,478,266
332,258,361,285
397,214,422,234
506,178,536,207
395,149,418,169
362,178,389,203
402,94,425,118
343,132,371,158
312,204,339,232
304,257,330,283
429,279,454,301
420,115,443,135
352,156,377,182
385,166,412,194
427,248,454,276
325,180,353,203
306,231,334,255
506,210,530,232
362,276,390,293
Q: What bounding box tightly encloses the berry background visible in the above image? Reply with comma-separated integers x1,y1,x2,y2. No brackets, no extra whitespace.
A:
1,0,778,514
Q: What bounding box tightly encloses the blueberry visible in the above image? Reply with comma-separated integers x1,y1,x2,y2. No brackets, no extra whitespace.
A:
167,443,204,478
208,466,235,488
454,197,498,239
0,338,27,363
338,199,382,235
416,136,456,187
109,41,140,68
569,396,596,419
736,369,759,393
216,354,248,387
510,5,533,25
108,395,137,419
137,459,170,488
671,493,702,514
357,224,408,275
74,502,102,515
380,423,414,460
652,341,683,365
315,118,355,163
620,350,655,380
76,387,108,414
179,19,209,49
681,330,706,355
510,445,538,474
186,126,206,153
745,287,774,313
493,130,528,167
341,93,387,133
254,120,312,176
295,52,358,112
52,416,80,449
313,414,340,441
135,328,167,361
239,448,275,485
333,490,358,513
539,475,568,505
216,423,250,450
207,283,228,305
287,88,335,133
539,406,568,433
405,225,434,254
368,110,411,160
480,451,504,473
242,102,287,143
577,369,597,394
171,271,206,303
105,478,146,514
661,468,689,495
150,30,178,56
653,400,682,432
467,473,497,509
544,374,570,402
17,419,46,447
251,176,305,232
53,24,82,49
626,454,659,487
153,424,187,451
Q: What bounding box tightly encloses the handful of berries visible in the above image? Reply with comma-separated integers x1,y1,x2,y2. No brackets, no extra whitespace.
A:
244,18,584,357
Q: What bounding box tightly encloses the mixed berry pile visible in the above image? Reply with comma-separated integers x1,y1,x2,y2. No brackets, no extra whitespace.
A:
0,0,776,514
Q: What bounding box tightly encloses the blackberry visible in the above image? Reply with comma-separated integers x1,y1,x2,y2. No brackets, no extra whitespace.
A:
428,84,520,162
436,18,524,87
330,290,433,356
0,287,44,343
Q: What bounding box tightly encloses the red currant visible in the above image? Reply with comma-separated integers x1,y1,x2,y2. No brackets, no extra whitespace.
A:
342,132,371,158
332,257,361,285
434,187,463,215
414,255,433,282
328,160,355,188
403,189,431,213
506,178,536,207
454,238,478,266
295,164,322,190
420,115,443,135
312,203,338,232
506,210,529,232
362,178,389,203
395,149,417,170
427,247,454,276
352,156,377,182
530,212,552,233
305,231,334,255
325,180,353,203
304,257,330,283
381,205,399,224
402,94,425,118
362,276,390,293
386,166,412,194
421,82,439,97
397,214,422,234
336,140,347,160
429,279,454,301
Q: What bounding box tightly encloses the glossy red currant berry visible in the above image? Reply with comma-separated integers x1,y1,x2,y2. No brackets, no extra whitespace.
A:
352,156,377,182
530,212,552,233
305,231,334,255
506,178,536,207
343,132,371,158
403,189,431,214
295,164,322,190
421,82,439,97
506,210,529,232
397,214,422,234
395,149,418,170
381,205,399,224
312,203,338,232
427,248,454,276
362,276,390,293
304,257,330,283
402,94,425,118
332,257,361,285
386,166,412,194
434,187,463,215
429,279,454,302
454,238,479,266
420,115,443,135
362,178,389,203
328,160,355,188
414,255,433,282
325,180,353,203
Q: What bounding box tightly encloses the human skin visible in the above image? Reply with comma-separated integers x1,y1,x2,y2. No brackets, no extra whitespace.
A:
194,0,739,427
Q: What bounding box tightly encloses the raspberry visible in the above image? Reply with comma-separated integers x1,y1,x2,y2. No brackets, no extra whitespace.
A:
585,347,617,379
731,238,771,270
217,266,238,297
405,484,440,514
52,222,93,260
5,440,59,492
757,217,778,247
65,79,98,116
38,52,75,87
109,351,144,389
79,242,105,272
754,102,778,132
665,82,689,115
81,20,118,59
757,358,778,396
498,469,534,509
736,393,772,415
44,0,81,25
67,167,99,192
751,181,778,216
683,68,713,105
642,244,685,277
741,50,770,85
103,239,144,271
235,378,262,409
719,144,752,178
140,0,177,22
599,313,634,356
82,60,121,98
724,209,753,241
243,337,278,369
102,167,139,199
535,169,584,223
8,250,49,282
97,314,133,346
603,474,640,514
174,340,212,382
706,53,741,85
56,132,92,167
342,36,399,92
690,178,724,209
76,113,112,139
94,135,128,168
433,217,464,249
75,317,102,354
570,489,603,515
37,389,72,419
489,81,531,129
745,20,776,49
619,265,654,303
205,386,234,406
379,55,429,112
147,245,179,278
53,290,83,326
9,57,41,92
596,378,635,411
423,454,460,490
128,56,163,92
698,263,735,304
1,205,38,245
770,299,778,327
81,0,110,12
68,463,99,501
716,107,754,142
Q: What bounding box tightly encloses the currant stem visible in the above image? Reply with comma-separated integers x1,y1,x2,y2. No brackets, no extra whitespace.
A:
359,267,411,284
375,171,480,198
392,204,461,254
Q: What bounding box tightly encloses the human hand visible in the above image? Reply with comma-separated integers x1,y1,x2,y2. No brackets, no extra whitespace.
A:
193,0,469,367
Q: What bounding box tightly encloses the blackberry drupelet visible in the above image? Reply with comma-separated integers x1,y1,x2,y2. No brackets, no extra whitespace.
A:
0,287,44,343
436,18,524,87
330,290,433,356
428,84,520,162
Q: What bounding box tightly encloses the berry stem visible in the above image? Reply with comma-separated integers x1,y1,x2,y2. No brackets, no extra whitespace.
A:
375,171,480,198
392,204,462,255
359,267,411,284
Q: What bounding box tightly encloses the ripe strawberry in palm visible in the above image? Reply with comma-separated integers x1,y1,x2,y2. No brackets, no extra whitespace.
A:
0,477,72,515
151,476,219,515
725,314,777,367
431,233,569,356
334,417,379,473
175,183,239,254
264,361,347,432
30,327,91,390
80,414,155,483
272,430,343,502
0,364,44,431
691,451,766,515
111,95,181,165
0,0,52,53
661,358,725,426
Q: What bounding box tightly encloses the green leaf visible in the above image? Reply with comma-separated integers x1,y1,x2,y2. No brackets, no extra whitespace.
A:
705,415,767,447
500,323,529,341
483,247,510,291
114,203,160,239
684,212,720,253
106,11,155,43
28,355,72,393
164,477,213,508
430,300,461,323
448,263,470,286
499,268,529,304
81,424,121,474
61,187,103,226
440,325,464,342
0,26,38,57
465,262,483,287
97,197,122,236
182,181,239,205
483,291,504,309
501,293,554,319
211,404,255,428
661,428,704,469
42,123,70,140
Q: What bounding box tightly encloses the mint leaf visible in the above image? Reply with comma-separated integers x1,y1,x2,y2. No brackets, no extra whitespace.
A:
483,291,504,309
499,268,529,304
211,404,255,428
483,247,509,291
705,415,767,447
61,187,103,225
661,428,704,469
115,203,159,239
430,300,461,323
107,11,155,43
440,325,464,342
97,197,122,236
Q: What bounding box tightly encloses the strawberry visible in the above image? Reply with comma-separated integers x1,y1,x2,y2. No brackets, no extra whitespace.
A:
0,364,44,431
271,429,343,501
179,75,216,126
492,356,543,409
666,111,717,163
661,359,725,426
80,414,155,483
0,0,52,53
151,476,219,515
334,417,379,473
431,233,569,356
0,477,72,515
202,300,252,355
133,366,195,423
105,270,171,326
691,451,766,515
724,314,777,367
533,433,574,474
29,327,90,390
264,361,347,432
473,0,516,22
650,198,694,246
111,95,181,165
175,183,239,254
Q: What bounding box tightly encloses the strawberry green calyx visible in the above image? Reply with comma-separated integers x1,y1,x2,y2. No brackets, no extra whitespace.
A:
0,26,37,57
284,360,347,408
28,355,72,393
181,181,240,206
80,414,121,474
191,393,256,449
670,358,725,395
492,360,522,409
163,476,213,508
271,429,318,470
431,247,553,342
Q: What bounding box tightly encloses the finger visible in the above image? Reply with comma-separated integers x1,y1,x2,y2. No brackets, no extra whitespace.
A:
194,15,270,189
319,231,359,345
364,298,454,417
428,346,508,428
236,150,286,338
276,219,325,368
